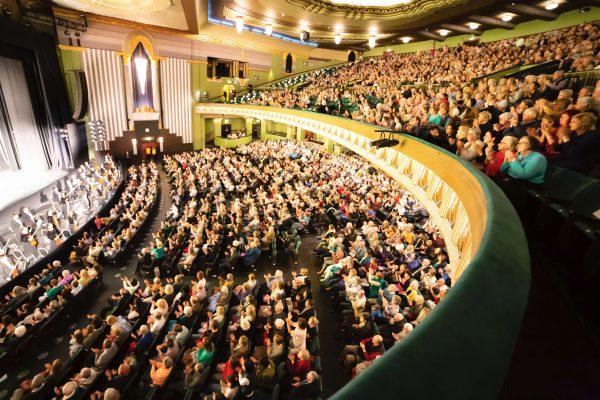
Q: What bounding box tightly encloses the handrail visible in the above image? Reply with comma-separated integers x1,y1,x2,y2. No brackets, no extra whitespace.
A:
206,61,349,102
195,103,530,400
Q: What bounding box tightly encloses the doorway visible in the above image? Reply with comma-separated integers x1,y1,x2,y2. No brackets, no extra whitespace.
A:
141,141,159,161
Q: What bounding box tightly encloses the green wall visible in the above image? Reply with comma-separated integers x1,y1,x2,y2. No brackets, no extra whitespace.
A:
365,7,600,56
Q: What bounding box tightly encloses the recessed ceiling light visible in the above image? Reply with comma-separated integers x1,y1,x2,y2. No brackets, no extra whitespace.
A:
501,13,514,22
264,24,273,36
467,22,480,29
545,1,558,10
438,29,450,36
368,35,376,48
401,36,411,43
235,16,244,34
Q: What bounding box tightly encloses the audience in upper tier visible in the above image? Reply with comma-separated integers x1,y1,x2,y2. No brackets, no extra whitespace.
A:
238,23,600,179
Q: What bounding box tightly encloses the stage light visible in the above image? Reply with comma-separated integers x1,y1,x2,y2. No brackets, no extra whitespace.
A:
235,16,244,33
501,13,514,22
368,35,376,48
264,24,273,36
134,56,148,95
467,22,480,30
334,34,342,45
401,36,411,43
438,29,450,37
545,1,558,10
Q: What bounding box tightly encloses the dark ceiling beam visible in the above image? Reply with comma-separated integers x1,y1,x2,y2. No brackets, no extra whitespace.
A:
439,23,482,35
470,15,515,29
505,4,559,20
418,30,445,41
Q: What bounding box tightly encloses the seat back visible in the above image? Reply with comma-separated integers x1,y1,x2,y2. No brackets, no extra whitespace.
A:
570,181,600,220
543,167,596,202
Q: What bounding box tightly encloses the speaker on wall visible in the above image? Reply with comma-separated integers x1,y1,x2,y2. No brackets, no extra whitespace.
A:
65,69,88,120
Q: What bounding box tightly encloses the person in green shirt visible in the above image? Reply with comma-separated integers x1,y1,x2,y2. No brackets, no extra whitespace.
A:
45,279,63,299
196,337,215,366
152,241,166,260
368,271,387,299
501,135,547,185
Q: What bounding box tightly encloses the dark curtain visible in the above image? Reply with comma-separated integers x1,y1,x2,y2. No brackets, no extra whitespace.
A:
348,51,356,62
131,43,154,111
0,82,20,170
285,53,293,73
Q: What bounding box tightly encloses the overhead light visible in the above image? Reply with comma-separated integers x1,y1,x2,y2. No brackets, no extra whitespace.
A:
544,1,558,10
334,34,342,45
264,24,273,36
235,16,244,33
467,22,480,29
368,35,376,48
401,36,412,43
501,13,514,22
438,29,450,36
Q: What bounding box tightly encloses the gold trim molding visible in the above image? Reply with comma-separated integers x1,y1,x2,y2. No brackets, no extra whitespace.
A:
59,44,87,52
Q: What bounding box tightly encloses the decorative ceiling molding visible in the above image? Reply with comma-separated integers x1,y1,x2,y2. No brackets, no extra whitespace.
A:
505,4,558,20
470,15,515,29
53,6,192,34
418,30,444,40
283,0,470,21
438,23,482,35
222,5,388,40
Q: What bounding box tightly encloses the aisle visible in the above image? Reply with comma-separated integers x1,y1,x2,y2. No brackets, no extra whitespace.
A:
251,234,347,398
0,165,173,400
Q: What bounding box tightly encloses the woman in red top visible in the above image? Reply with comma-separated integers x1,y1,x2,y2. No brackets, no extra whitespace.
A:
484,135,518,179
287,349,312,382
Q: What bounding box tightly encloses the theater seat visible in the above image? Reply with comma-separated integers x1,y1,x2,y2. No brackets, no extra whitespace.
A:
526,166,596,224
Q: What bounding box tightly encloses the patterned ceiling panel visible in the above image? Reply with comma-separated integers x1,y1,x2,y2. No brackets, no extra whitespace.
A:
284,0,470,20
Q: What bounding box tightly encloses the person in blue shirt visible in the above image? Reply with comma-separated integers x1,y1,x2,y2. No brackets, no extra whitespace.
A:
501,135,547,185
243,241,261,268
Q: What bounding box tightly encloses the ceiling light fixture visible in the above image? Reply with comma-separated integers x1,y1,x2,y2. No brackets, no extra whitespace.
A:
334,34,342,45
235,16,244,33
438,29,450,36
264,24,273,36
501,13,514,22
401,36,411,43
368,35,376,48
467,22,480,30
544,1,559,10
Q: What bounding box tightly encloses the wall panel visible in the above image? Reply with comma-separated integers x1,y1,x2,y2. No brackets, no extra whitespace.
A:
82,48,127,144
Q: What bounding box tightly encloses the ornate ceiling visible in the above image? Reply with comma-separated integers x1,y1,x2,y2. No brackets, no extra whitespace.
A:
52,0,191,31
49,0,589,50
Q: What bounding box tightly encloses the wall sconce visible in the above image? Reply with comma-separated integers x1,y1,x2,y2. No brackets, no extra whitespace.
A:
194,90,201,102
131,138,137,155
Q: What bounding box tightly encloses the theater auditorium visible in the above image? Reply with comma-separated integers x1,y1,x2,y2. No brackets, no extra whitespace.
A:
0,0,598,399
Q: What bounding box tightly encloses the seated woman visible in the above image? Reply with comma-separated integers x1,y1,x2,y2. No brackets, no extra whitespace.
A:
501,135,547,185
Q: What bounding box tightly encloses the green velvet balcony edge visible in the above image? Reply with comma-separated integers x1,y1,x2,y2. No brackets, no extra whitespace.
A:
324,119,531,400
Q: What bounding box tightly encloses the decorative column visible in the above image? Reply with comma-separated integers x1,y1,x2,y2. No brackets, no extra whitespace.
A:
324,137,334,153
213,118,223,139
260,119,268,140
122,55,134,129
296,127,305,141
151,59,161,126
286,125,295,139
194,116,206,150
245,118,254,139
